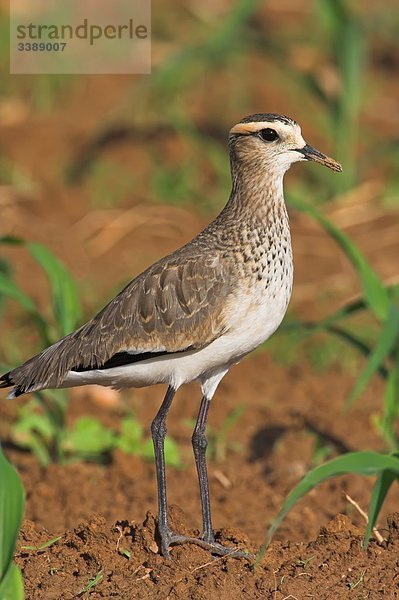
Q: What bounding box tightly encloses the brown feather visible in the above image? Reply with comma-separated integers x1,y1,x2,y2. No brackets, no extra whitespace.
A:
5,248,232,392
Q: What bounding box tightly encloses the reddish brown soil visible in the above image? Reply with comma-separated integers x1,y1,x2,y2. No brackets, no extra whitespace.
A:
15,510,399,599
5,354,399,599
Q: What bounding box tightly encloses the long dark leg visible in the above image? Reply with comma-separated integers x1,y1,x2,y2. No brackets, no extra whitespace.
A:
192,395,214,543
152,387,251,559
151,385,175,557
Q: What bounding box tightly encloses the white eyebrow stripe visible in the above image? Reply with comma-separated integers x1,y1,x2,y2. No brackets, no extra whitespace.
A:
229,122,279,135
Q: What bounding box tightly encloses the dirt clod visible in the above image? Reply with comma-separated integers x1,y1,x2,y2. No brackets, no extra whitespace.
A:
15,509,399,599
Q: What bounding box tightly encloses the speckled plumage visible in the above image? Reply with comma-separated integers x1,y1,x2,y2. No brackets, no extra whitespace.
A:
1,113,340,400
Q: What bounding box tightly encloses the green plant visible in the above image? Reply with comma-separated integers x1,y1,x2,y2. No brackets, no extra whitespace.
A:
10,403,181,467
0,236,82,347
0,236,82,463
0,445,25,599
261,199,399,559
258,451,399,563
117,415,181,467
316,0,365,193
21,535,62,552
77,569,103,597
285,196,399,448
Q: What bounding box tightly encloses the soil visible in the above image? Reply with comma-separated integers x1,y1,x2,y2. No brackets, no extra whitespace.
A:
6,355,399,599
15,511,399,599
2,4,399,596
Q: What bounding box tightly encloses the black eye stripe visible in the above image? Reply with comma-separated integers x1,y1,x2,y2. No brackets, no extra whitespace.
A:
259,128,279,142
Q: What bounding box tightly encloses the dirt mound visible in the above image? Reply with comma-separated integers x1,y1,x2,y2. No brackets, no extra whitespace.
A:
16,509,399,599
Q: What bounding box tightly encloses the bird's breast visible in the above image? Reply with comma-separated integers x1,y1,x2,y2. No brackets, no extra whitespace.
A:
225,237,293,358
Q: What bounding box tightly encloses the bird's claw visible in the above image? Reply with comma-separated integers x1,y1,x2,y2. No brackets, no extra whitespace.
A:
158,526,252,560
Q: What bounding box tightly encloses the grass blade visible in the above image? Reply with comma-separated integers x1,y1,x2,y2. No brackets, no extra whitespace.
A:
287,196,390,321
379,354,399,448
364,469,397,547
0,272,36,313
28,242,82,336
0,563,24,600
282,322,389,381
0,446,25,588
0,272,51,344
258,451,399,562
0,236,24,246
347,305,399,408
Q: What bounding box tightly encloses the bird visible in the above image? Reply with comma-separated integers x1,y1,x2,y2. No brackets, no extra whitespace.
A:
0,113,342,558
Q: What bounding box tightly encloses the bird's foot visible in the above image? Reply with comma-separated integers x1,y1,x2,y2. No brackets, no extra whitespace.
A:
158,527,252,559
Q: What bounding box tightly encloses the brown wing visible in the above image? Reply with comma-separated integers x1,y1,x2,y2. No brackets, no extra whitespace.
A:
5,252,233,392
90,253,231,353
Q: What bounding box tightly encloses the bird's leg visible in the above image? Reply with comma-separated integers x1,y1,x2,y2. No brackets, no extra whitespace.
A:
189,395,253,559
192,395,214,543
151,385,176,557
152,387,251,560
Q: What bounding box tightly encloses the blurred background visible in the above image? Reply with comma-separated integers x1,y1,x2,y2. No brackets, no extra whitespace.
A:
1,0,399,326
1,0,399,549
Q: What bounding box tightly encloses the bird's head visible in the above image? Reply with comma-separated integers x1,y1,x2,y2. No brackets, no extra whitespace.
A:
229,113,342,177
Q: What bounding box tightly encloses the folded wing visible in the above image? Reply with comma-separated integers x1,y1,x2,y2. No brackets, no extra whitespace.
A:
0,252,232,396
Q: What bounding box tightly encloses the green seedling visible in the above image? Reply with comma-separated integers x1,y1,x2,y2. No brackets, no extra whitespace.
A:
77,569,103,596
317,0,364,193
284,197,399,450
0,445,25,599
118,548,131,560
21,535,62,552
348,570,365,591
63,416,116,460
118,415,181,468
259,451,399,563
11,406,181,466
1,237,82,463
296,555,314,569
261,200,399,561
1,238,182,468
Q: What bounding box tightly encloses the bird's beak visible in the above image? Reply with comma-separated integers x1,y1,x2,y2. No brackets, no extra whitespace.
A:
296,144,342,172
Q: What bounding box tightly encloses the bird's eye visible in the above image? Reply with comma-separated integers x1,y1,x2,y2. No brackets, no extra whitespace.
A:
259,128,278,142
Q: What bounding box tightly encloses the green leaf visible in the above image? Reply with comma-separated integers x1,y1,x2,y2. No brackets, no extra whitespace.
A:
0,272,36,313
364,469,397,546
0,272,51,344
0,236,24,246
28,242,82,336
379,354,399,448
141,437,181,467
0,563,24,600
11,410,54,467
287,196,390,321
78,569,103,596
63,417,116,456
0,446,25,587
164,437,182,468
117,417,144,454
258,451,399,563
347,306,399,408
281,321,389,381
21,535,62,552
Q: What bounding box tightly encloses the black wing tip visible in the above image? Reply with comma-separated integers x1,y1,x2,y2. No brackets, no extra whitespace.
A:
0,372,13,388
0,373,26,398
11,387,26,398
